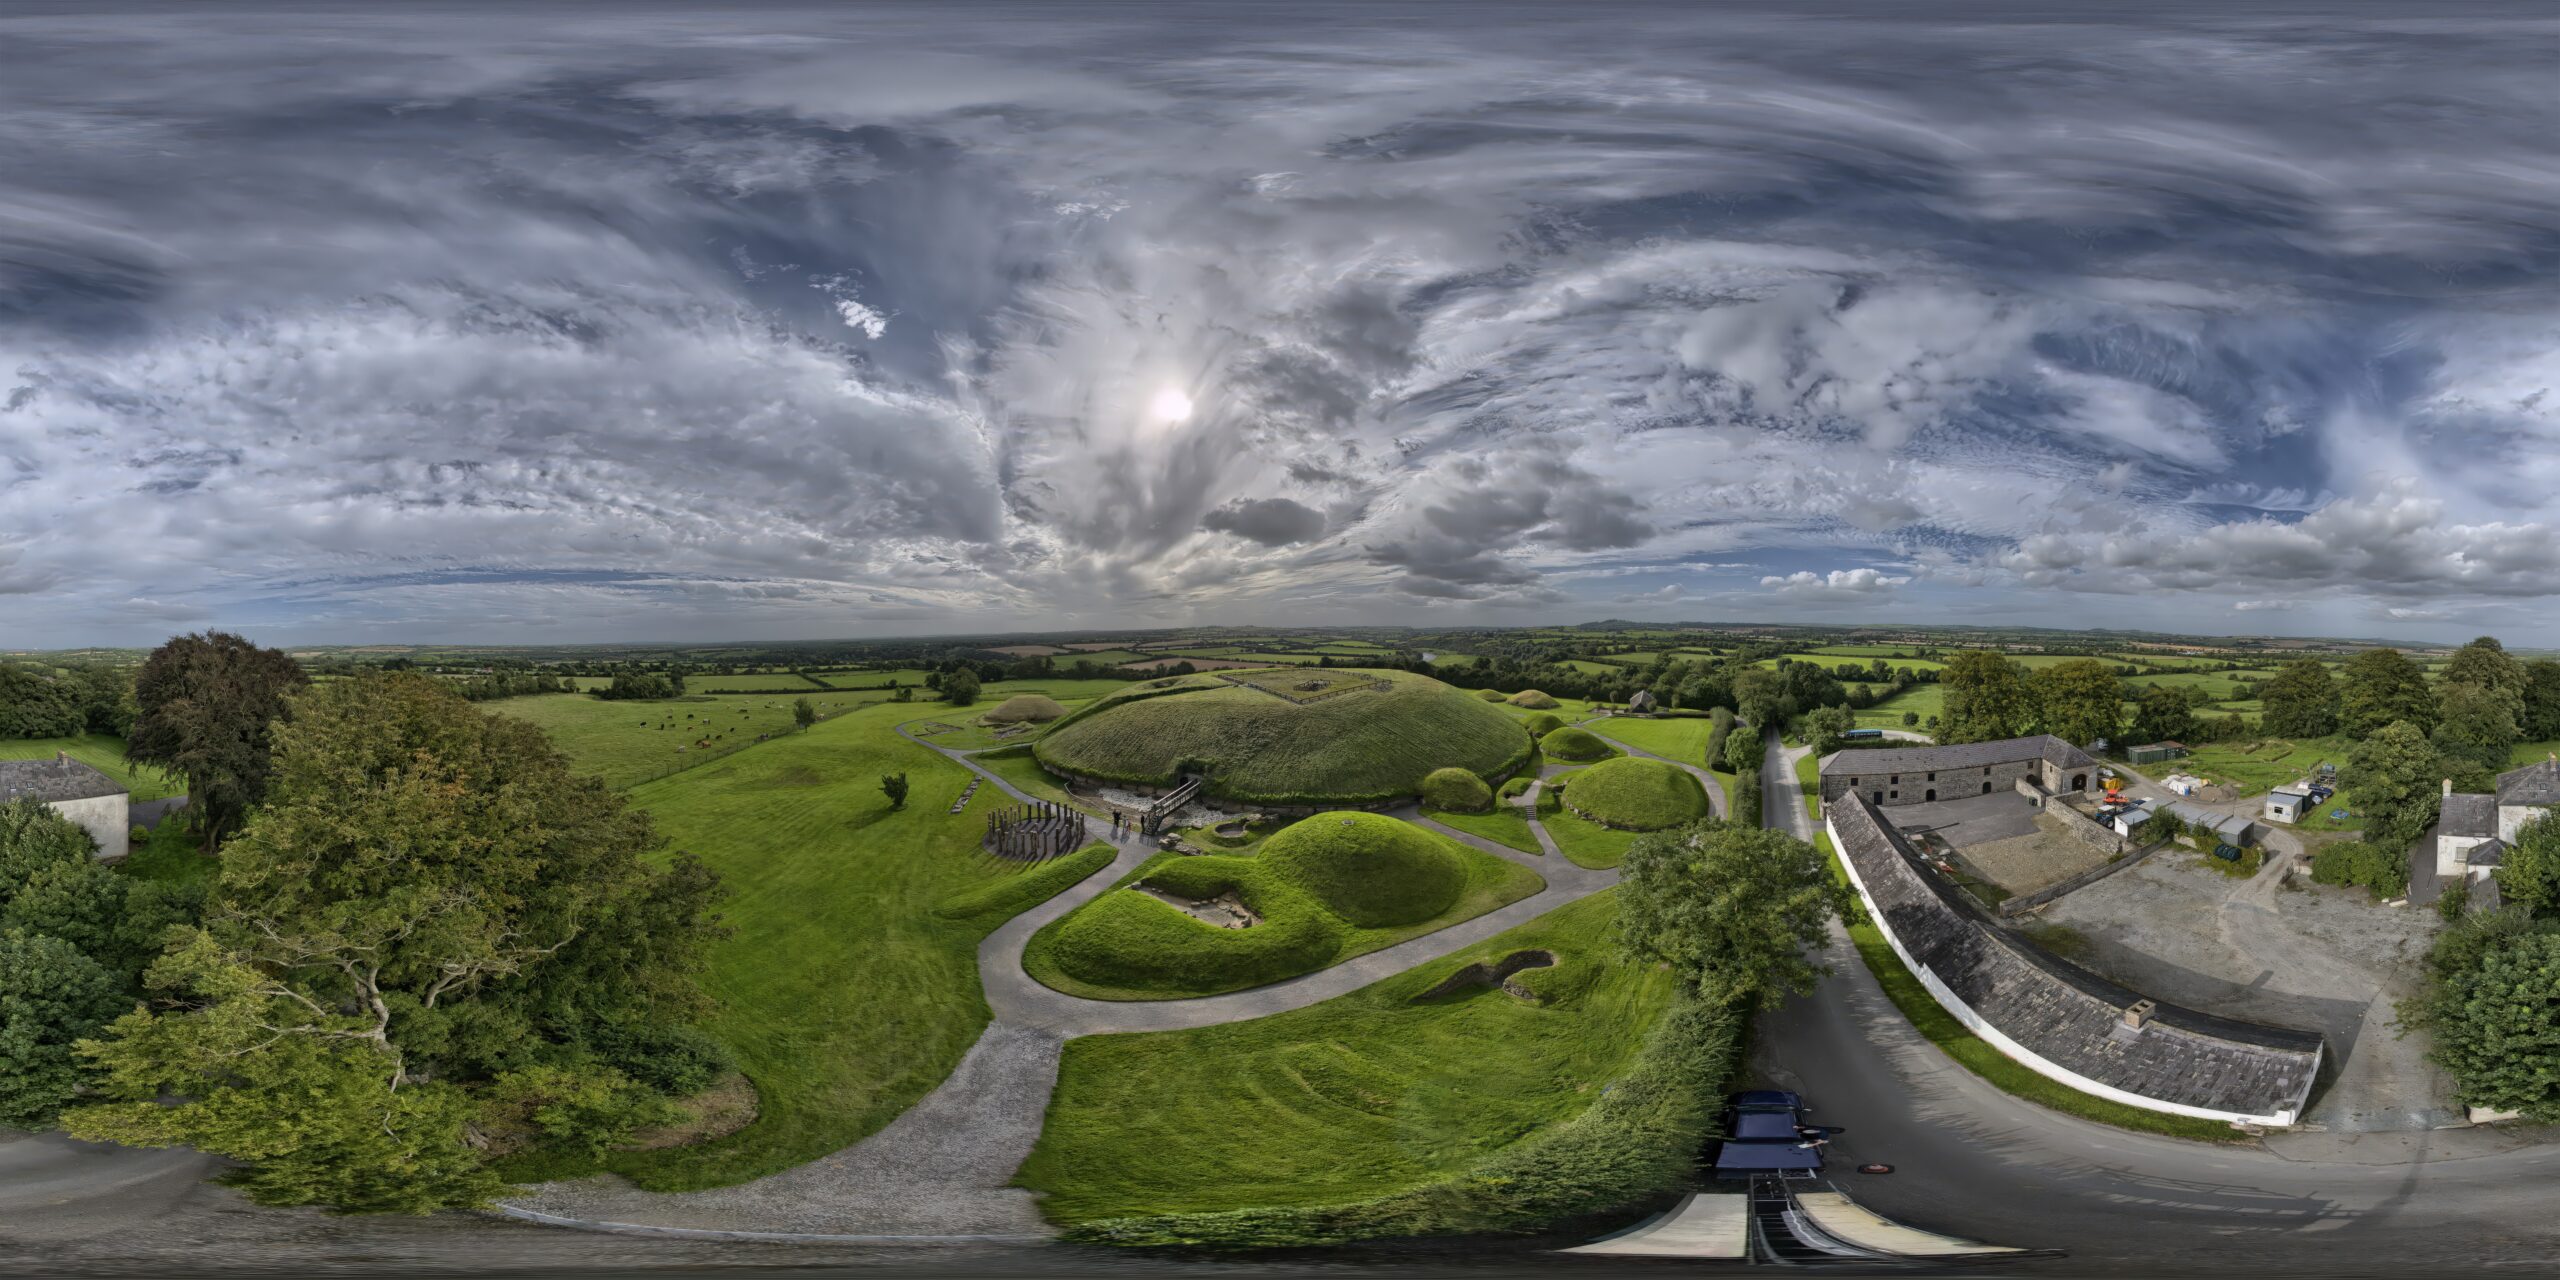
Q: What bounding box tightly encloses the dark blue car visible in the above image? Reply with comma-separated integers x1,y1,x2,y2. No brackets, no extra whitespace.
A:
1712,1090,1825,1177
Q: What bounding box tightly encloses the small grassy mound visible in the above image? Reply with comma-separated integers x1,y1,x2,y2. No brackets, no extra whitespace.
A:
1420,767,1495,813
1519,711,1564,737
1045,860,1347,993
981,693,1067,724
1508,690,1560,709
1476,689,1509,703
1259,813,1466,928
1559,757,1706,831
1539,726,1616,763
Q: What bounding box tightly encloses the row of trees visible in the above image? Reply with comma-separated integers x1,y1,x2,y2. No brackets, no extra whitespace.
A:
0,662,136,739
2268,640,2560,781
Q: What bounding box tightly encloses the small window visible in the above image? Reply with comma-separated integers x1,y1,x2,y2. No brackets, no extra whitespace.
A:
1890,775,1899,784
1927,772,1936,782
1889,790,1899,799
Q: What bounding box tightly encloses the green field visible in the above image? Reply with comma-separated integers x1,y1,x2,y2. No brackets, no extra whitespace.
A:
690,672,832,692
1854,684,1942,731
1022,816,1544,1000
0,734,184,802
489,689,904,789
2173,736,2352,798
572,700,1067,1190
1583,715,1713,765
1424,653,1482,669
1017,892,1674,1223
1034,669,1531,805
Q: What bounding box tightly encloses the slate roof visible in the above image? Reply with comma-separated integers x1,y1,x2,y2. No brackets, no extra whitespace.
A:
1818,734,2096,778
2497,757,2560,807
0,756,127,805
1830,791,2321,1121
2468,838,2505,867
2441,792,2499,840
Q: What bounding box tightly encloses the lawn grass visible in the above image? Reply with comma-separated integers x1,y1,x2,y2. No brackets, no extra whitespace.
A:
1021,819,1545,1001
565,701,1066,1191
1034,668,1530,806
1422,803,1542,855
488,689,897,789
0,734,183,802
1818,832,2247,1143
116,819,216,889
690,672,836,692
1583,714,1712,765
1537,778,1642,869
931,843,1116,923
1557,756,1706,831
1017,891,1675,1223
2175,735,2355,798
970,743,1082,807
1853,684,1942,731
1794,749,1821,820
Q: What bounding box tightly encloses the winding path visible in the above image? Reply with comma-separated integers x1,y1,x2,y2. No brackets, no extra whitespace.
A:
500,723,1629,1240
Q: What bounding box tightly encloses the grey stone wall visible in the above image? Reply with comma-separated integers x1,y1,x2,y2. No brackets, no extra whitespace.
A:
1823,757,2036,805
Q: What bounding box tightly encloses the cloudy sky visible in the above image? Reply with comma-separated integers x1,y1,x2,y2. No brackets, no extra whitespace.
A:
3,2,2555,648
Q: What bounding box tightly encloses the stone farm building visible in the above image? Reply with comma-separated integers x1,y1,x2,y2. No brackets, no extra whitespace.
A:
2413,755,2560,908
0,754,130,860
1817,734,2099,808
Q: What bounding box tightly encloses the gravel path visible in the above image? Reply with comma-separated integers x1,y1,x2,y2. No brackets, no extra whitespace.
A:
504,723,1623,1240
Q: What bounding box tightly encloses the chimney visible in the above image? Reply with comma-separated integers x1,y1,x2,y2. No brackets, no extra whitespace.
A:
56,750,67,762
2443,778,2454,798
2123,999,2157,1031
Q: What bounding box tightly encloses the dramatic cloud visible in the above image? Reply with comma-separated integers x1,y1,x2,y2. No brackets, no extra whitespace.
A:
1,4,2554,645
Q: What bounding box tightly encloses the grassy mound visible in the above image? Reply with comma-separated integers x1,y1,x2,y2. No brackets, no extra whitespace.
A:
1538,726,1615,763
1259,813,1467,928
1508,690,1560,709
1476,689,1509,703
981,694,1067,724
1034,668,1530,805
1559,757,1706,831
1421,767,1494,813
1045,860,1348,993
1519,711,1564,737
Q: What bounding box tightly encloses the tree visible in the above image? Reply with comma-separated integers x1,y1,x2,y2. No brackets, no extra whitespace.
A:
1723,721,1762,775
793,697,818,731
0,799,199,983
2258,658,2340,738
2344,720,2447,854
2498,813,2560,920
2433,683,2520,781
1804,705,1857,758
2339,648,2435,737
2526,661,2560,742
128,631,310,852
0,665,86,739
1900,711,1919,727
1617,821,1848,1008
1939,651,2030,744
1732,668,1785,732
2443,636,2528,711
0,930,127,1125
881,772,911,810
2407,916,2560,1123
944,669,981,708
2128,684,2196,746
2030,660,2122,748
66,673,723,1210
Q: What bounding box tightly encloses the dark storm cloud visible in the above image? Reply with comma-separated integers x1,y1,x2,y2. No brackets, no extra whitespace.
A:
0,2,2553,644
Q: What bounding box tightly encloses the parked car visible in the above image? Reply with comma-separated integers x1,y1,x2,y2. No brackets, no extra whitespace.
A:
1711,1090,1827,1178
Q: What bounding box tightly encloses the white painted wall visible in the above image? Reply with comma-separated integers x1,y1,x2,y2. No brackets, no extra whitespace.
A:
48,793,130,860
1827,814,2309,1129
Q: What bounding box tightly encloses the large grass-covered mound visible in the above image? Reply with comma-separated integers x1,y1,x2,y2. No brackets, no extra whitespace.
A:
1259,812,1466,927
1539,726,1616,762
1420,767,1494,813
981,693,1067,724
1508,690,1560,709
1044,858,1347,994
1519,711,1564,737
1560,757,1707,831
1034,668,1530,805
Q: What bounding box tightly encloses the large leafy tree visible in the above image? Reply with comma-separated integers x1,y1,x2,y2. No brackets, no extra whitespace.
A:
2030,659,2122,748
2344,720,2447,854
2339,648,2436,737
2442,636,2528,712
1939,651,2030,744
2432,684,2520,784
128,632,310,852
0,664,85,739
1617,820,1849,1009
2525,661,2560,742
0,799,198,984
1803,705,1857,758
2128,684,2196,745
2498,813,2560,920
2259,658,2340,738
2409,914,2560,1124
67,673,724,1210
0,930,127,1126
1732,668,1786,732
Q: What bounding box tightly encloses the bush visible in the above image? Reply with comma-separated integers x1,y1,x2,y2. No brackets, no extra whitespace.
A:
1704,708,1736,773
1067,998,1740,1247
1259,813,1467,928
1559,757,1707,831
932,844,1115,923
1046,866,1346,993
1733,767,1764,829
1539,726,1613,763
1508,690,1560,710
586,1021,736,1098
1420,767,1495,814
2309,841,2408,898
1519,711,1564,737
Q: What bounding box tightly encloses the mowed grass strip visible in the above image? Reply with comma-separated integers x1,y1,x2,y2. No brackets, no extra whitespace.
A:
1018,892,1673,1223
0,734,185,802
549,701,1061,1191
1536,778,1642,869
1421,803,1542,855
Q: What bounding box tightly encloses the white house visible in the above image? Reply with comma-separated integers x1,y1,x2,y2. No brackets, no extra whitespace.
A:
2424,756,2560,906
0,754,132,860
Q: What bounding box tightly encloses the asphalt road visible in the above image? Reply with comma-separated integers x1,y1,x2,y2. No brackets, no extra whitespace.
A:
1755,729,2560,1276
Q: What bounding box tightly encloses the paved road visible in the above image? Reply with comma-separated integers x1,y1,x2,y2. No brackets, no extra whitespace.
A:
1754,733,2560,1274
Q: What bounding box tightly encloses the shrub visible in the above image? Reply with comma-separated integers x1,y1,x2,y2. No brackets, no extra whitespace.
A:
1067,998,1740,1247
586,1021,736,1098
1733,767,1764,829
1519,711,1564,738
1559,757,1707,831
1046,867,1346,993
1704,708,1736,773
1259,813,1467,928
932,844,1115,923
1538,727,1613,763
981,694,1067,724
1508,690,1560,709
1420,767,1495,814
2309,841,2407,898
